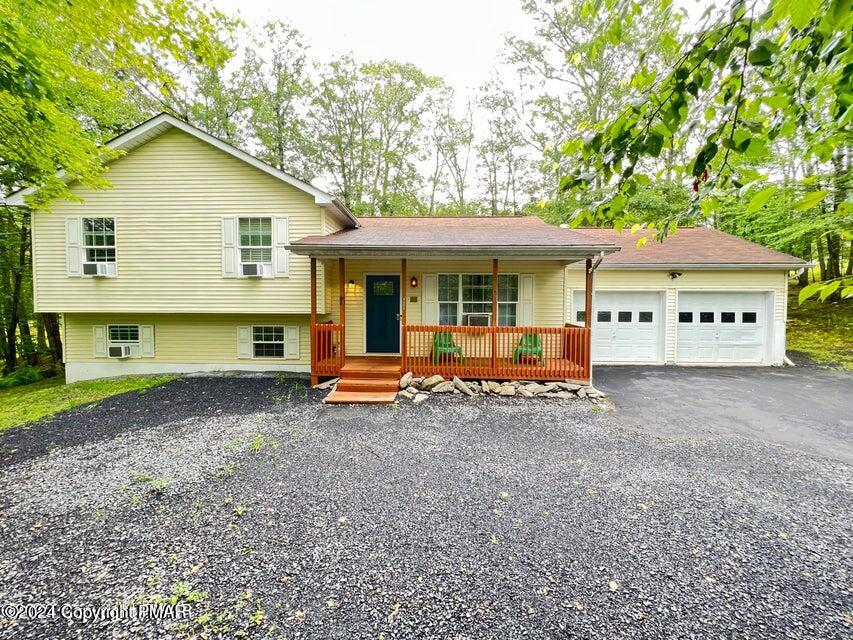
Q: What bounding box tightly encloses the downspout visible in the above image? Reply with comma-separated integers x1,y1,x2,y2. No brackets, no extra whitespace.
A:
588,252,605,388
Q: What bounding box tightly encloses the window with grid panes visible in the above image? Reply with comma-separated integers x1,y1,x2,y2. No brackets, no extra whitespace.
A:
83,218,116,263
253,326,284,358
436,274,519,326
239,218,273,265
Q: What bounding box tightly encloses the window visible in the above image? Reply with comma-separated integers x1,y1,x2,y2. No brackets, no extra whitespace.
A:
576,310,586,323
679,312,693,323
109,325,139,343
618,311,632,322
239,217,272,268
437,274,518,326
372,280,394,296
597,311,611,322
742,312,757,323
700,312,714,323
83,218,116,263
107,324,139,357
253,326,284,358
721,312,735,323
639,311,653,323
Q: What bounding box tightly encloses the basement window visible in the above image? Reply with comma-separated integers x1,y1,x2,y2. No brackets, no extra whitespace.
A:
597,311,611,322
721,312,736,323
678,312,693,323
742,312,757,323
700,312,714,323
253,326,284,358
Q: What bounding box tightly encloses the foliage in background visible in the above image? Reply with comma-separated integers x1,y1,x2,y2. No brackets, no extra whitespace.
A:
558,0,852,302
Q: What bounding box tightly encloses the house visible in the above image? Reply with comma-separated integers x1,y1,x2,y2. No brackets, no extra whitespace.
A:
5,114,808,402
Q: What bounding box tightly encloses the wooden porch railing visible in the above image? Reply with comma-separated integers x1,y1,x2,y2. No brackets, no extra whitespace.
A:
402,325,590,382
312,323,343,376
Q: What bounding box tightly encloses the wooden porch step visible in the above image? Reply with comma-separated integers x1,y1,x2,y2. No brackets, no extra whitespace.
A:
339,363,402,379
335,377,400,392
324,390,399,404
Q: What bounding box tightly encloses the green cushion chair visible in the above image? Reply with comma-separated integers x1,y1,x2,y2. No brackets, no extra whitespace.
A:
513,333,545,366
433,331,464,364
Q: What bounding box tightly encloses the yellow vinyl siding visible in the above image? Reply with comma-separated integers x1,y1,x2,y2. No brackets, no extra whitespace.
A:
325,259,567,355
31,129,327,314
66,313,310,365
566,268,788,363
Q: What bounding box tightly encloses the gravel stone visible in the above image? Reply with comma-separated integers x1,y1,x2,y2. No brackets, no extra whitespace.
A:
0,375,848,639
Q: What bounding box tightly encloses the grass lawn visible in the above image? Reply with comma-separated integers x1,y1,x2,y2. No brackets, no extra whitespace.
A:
0,375,176,433
787,286,853,369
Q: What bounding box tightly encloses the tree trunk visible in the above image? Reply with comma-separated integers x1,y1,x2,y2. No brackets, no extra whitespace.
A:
36,315,47,351
4,212,29,373
816,236,827,282
825,233,842,280
846,240,853,277
42,313,63,364
18,319,37,366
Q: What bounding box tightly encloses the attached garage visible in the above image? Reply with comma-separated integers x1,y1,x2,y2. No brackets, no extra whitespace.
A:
676,291,771,364
565,227,809,367
572,290,664,363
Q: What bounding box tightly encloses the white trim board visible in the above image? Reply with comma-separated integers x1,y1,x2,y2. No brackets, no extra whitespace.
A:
4,113,358,229
65,362,310,383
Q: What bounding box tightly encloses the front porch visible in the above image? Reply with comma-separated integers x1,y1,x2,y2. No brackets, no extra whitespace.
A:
308,256,595,388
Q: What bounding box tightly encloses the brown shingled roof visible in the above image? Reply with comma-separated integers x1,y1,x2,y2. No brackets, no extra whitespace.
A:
290,216,618,257
572,227,808,267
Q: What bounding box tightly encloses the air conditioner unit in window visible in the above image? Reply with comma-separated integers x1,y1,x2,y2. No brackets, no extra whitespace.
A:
108,344,132,359
83,262,112,277
464,313,492,327
241,262,270,277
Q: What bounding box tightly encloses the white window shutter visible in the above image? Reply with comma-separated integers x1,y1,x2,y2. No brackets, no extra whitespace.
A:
139,325,155,357
285,325,300,359
222,217,238,278
92,325,106,357
520,274,534,326
273,217,289,276
66,217,82,276
237,325,252,358
422,274,437,324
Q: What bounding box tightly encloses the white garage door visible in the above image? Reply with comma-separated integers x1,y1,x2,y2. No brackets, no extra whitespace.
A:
573,290,664,363
677,292,769,364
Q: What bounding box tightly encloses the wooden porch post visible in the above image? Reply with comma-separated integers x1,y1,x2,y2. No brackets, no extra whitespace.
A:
310,257,317,386
339,258,346,367
491,258,498,371
401,258,407,369
584,257,593,380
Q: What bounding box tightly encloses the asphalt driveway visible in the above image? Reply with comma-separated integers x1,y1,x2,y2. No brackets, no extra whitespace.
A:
595,366,853,463
0,374,850,639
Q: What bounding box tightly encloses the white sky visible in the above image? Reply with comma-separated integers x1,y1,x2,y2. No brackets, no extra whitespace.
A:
211,0,530,98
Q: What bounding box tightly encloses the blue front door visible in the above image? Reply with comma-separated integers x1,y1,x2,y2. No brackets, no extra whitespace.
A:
365,275,400,353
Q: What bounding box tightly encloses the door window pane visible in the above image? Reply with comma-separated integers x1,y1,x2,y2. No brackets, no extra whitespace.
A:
372,280,394,296
678,312,693,323
576,310,586,323
721,312,735,323
617,311,632,322
597,311,611,322
700,312,714,323
742,312,757,323
638,311,653,323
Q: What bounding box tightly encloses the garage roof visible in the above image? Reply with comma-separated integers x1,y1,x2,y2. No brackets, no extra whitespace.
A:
572,227,809,269
290,216,618,259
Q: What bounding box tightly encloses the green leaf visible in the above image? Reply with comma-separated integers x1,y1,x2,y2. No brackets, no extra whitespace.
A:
691,141,718,177
748,44,773,66
841,286,853,299
791,190,828,211
818,280,840,301
746,186,776,214
798,281,824,304
779,0,820,29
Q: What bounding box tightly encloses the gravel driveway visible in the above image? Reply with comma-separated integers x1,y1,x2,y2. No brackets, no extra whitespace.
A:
0,375,850,639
